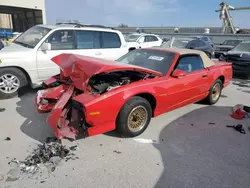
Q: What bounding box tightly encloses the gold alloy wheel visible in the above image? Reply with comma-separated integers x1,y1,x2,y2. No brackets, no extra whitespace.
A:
127,105,148,132
212,83,221,101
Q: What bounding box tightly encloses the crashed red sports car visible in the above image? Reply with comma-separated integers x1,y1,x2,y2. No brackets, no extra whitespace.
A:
35,48,232,139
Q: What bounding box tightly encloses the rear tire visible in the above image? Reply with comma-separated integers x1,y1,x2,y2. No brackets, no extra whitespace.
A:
206,79,222,105
116,96,152,137
0,68,28,99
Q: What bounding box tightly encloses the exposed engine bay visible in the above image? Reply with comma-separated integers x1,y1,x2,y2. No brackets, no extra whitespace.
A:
88,70,154,94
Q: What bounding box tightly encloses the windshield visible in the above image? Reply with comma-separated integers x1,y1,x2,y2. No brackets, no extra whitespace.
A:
14,26,51,48
116,49,176,75
171,38,192,48
230,42,250,52
223,40,242,46
126,34,141,42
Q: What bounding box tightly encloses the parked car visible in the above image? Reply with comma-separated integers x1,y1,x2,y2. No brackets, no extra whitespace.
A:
35,48,232,139
194,36,214,48
219,41,250,78
125,33,163,49
215,39,243,58
0,23,135,99
161,37,214,58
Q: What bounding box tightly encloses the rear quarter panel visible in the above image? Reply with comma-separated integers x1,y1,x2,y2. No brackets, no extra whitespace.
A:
208,61,232,87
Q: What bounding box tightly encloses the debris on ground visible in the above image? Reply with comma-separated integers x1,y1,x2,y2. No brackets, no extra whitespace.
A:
226,124,246,134
190,124,194,126
0,108,5,112
4,137,11,141
231,104,250,120
113,150,122,154
209,122,216,125
6,137,78,182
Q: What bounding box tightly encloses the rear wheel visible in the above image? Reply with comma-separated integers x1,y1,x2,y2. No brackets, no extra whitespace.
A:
0,68,28,99
206,79,222,105
116,96,152,137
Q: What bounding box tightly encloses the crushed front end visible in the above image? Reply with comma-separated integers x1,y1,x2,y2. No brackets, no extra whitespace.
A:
36,83,89,140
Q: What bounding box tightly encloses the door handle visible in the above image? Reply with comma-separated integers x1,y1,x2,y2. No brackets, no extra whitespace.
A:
202,74,208,78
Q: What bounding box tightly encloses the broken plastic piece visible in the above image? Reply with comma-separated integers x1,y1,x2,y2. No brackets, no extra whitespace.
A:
4,137,11,141
226,124,246,134
231,104,250,120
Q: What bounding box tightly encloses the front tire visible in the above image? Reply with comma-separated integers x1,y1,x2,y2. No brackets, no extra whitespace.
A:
206,79,222,105
116,96,152,137
0,68,28,99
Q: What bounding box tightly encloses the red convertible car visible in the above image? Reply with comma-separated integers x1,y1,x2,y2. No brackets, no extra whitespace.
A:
35,48,232,139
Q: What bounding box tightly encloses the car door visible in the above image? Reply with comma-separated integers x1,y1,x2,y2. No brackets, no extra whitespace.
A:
74,30,104,58
36,29,77,80
143,35,155,48
166,54,209,109
99,31,126,60
138,36,148,48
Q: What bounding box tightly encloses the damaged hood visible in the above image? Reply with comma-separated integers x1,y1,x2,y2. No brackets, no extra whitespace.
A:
51,53,162,91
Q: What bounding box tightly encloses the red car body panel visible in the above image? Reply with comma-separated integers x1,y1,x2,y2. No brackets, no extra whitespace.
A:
35,50,232,139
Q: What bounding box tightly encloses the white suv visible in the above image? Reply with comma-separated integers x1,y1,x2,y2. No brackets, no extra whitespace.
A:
0,23,131,99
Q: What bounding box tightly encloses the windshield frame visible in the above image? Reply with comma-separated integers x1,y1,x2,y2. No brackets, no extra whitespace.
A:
14,26,51,49
116,49,177,75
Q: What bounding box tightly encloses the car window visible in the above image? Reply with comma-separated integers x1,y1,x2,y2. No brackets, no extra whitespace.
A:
101,32,121,48
201,37,208,41
176,55,204,73
196,40,206,47
138,36,145,43
47,30,74,50
145,36,158,42
188,41,197,48
76,30,100,49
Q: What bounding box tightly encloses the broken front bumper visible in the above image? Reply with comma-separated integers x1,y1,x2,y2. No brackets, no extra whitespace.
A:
36,85,88,140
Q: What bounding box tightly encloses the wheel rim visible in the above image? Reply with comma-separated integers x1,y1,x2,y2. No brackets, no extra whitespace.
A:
212,83,221,101
0,74,20,94
127,105,148,132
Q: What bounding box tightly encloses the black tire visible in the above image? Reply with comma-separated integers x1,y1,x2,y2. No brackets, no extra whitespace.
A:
116,96,152,137
206,79,222,105
0,67,28,99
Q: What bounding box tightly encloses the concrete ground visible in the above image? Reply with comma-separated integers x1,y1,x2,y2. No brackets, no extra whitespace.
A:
0,78,250,188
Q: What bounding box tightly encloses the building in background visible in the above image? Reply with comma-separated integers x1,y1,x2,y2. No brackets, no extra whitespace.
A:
0,0,46,32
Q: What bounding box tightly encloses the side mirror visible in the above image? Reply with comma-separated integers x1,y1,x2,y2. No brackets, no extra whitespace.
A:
40,42,51,51
172,69,186,78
